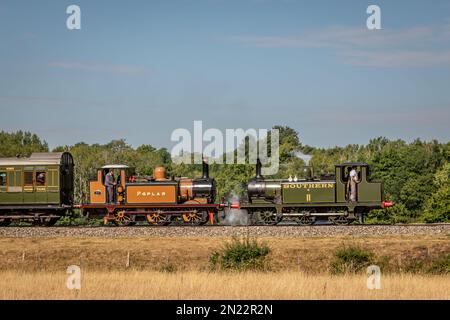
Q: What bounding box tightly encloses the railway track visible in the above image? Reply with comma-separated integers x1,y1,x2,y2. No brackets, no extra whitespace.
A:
0,224,449,238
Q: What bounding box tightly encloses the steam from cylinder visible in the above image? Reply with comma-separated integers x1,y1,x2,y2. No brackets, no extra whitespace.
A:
222,193,249,226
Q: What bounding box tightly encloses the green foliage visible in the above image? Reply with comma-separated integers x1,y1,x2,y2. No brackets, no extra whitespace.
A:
369,139,445,205
433,161,450,186
159,261,178,273
422,162,450,222
329,247,449,275
273,125,302,162
56,212,102,226
330,245,374,274
428,254,450,274
366,203,414,224
1,127,449,223
212,163,254,200
399,174,436,212
209,237,271,271
422,186,450,222
272,157,306,179
0,131,48,157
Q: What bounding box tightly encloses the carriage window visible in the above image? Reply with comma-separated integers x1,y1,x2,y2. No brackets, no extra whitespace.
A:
36,171,46,186
0,172,6,186
24,172,33,186
47,170,59,187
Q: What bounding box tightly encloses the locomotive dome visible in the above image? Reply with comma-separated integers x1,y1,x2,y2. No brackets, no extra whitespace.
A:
101,164,130,169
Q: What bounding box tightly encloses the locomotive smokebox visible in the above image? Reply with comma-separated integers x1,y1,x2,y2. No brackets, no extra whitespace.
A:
248,158,282,201
247,180,281,200
247,180,265,197
179,160,216,203
192,178,216,203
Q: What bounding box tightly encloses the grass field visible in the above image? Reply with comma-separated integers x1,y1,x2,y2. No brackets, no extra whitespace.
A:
1,235,449,272
0,271,448,299
0,235,449,299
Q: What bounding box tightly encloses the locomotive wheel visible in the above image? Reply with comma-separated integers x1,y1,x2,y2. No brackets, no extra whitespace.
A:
330,215,349,225
0,218,11,227
113,211,135,226
181,211,207,225
146,212,171,226
296,215,314,225
256,210,279,225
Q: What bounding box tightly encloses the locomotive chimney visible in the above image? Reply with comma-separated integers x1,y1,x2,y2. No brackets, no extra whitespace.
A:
256,158,262,179
202,158,209,179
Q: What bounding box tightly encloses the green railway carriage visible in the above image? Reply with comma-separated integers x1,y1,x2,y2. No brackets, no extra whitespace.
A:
0,152,74,226
242,160,392,225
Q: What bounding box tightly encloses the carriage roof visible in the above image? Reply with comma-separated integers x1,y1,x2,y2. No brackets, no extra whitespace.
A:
0,152,71,166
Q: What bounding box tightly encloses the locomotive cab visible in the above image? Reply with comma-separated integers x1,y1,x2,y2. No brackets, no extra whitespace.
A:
335,163,382,203
88,165,130,204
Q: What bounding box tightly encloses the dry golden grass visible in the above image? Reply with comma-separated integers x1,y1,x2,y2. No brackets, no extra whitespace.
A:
1,235,449,272
1,235,448,299
0,270,448,300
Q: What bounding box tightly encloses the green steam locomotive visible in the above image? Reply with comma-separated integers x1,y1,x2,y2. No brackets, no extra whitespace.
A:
238,159,392,225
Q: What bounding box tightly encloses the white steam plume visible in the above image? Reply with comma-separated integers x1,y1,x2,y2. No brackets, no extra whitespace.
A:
222,193,249,226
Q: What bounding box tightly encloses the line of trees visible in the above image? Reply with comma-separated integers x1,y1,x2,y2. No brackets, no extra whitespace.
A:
0,129,449,223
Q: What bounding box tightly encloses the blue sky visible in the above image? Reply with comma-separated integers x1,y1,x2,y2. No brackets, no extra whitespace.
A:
0,0,449,149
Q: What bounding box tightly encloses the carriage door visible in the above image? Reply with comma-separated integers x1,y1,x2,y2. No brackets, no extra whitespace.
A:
23,167,36,203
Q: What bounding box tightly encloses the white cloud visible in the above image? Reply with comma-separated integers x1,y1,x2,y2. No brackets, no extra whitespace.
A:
233,26,437,48
232,24,450,67
310,107,450,125
342,50,450,68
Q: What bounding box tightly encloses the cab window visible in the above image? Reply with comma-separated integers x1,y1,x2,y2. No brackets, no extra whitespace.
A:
341,166,361,183
340,167,351,183
366,166,371,180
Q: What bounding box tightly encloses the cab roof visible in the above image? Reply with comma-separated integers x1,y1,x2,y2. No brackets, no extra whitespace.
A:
335,162,369,167
101,165,130,169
